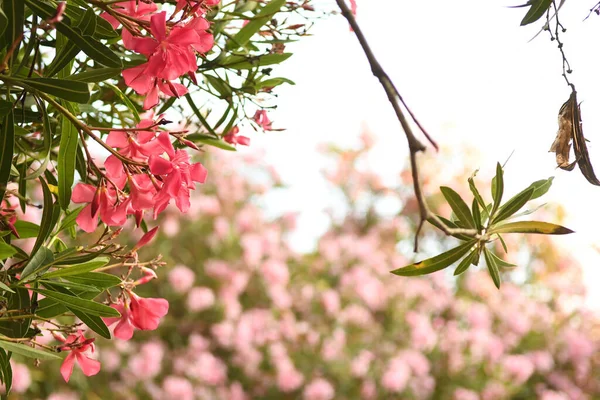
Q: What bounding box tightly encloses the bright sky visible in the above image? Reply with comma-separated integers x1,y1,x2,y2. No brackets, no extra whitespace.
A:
249,0,600,307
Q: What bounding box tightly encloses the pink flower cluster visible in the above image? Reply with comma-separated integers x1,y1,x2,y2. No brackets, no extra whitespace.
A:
72,117,207,232
103,1,218,109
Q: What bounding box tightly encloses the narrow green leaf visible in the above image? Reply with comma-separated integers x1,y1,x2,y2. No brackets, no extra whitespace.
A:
32,179,55,255
21,78,90,103
64,272,121,290
43,257,110,279
454,249,478,276
497,233,508,253
189,135,237,151
0,281,14,294
205,74,232,98
221,53,293,70
471,198,482,232
489,221,574,235
33,289,120,317
490,162,504,219
69,68,121,83
483,247,501,289
524,177,554,201
45,40,80,78
58,207,83,232
0,9,7,39
390,240,476,276
487,249,516,268
520,0,553,26
0,243,17,260
491,188,534,224
102,82,140,123
20,247,54,282
2,0,24,65
0,339,59,360
0,110,14,202
0,288,30,338
226,0,286,50
57,104,78,210
35,289,97,319
71,308,110,339
440,186,475,229
24,0,122,68
0,348,12,396
185,94,218,138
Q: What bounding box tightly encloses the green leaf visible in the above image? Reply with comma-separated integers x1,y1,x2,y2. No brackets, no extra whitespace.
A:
0,288,30,338
0,243,17,260
57,104,79,210
454,248,478,276
102,82,140,123
256,77,295,89
20,247,54,282
490,162,504,219
185,94,218,138
43,257,110,279
0,109,14,202
486,249,516,268
390,240,476,276
497,233,508,253
205,74,232,98
35,289,97,319
520,0,553,26
221,53,293,70
440,186,475,229
69,68,121,83
58,207,83,232
2,0,24,64
31,179,56,254
491,187,534,224
24,0,122,68
45,40,80,78
226,0,286,50
64,272,121,290
0,339,59,360
22,78,90,103
64,2,118,39
71,308,110,339
483,247,501,289
524,177,554,201
188,134,237,151
0,9,7,40
33,289,120,317
0,281,14,294
471,198,482,232
0,348,12,396
489,221,574,235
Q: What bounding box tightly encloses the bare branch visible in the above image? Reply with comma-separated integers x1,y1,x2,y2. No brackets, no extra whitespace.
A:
334,0,479,251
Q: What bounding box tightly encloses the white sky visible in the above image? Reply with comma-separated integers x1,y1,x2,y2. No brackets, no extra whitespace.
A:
247,0,600,307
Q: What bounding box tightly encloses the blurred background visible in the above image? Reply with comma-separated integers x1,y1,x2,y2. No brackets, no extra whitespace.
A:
10,0,600,398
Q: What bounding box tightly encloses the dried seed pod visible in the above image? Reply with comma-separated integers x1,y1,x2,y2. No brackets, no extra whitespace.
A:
549,94,576,171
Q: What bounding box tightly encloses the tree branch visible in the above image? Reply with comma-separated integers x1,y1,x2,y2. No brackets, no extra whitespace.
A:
334,0,479,251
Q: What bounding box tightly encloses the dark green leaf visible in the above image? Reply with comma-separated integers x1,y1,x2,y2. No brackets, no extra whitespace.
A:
33,289,120,317
471,198,482,232
102,82,140,123
20,247,54,282
45,40,80,77
0,109,14,202
520,0,553,26
71,308,110,339
0,288,30,338
454,248,478,276
390,240,476,276
489,221,574,235
24,0,122,68
0,339,59,360
35,289,97,318
0,9,7,40
69,68,121,83
440,186,475,229
57,103,78,210
31,179,56,254
23,78,90,103
2,0,24,64
483,247,501,289
491,188,534,224
0,349,12,396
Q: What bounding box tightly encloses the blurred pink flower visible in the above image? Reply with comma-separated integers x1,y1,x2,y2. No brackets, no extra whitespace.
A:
162,376,194,400
453,388,479,400
321,289,341,315
186,287,215,312
277,363,304,392
10,362,31,393
502,355,535,385
351,350,374,377
262,259,289,286
168,265,196,293
381,358,409,393
303,378,335,400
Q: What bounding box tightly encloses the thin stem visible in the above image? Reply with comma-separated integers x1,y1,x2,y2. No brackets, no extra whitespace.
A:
334,0,478,251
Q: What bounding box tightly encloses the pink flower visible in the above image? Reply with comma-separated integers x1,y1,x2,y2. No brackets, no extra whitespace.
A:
56,331,101,382
303,378,335,400
10,362,31,393
72,182,128,232
502,355,534,385
101,0,157,29
163,376,194,400
276,363,304,392
102,301,136,340
129,292,169,330
223,127,250,146
381,358,410,393
253,110,273,130
168,265,196,293
186,287,215,312
453,388,479,400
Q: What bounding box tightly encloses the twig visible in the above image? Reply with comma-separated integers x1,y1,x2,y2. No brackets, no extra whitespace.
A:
548,0,573,88
584,1,600,21
334,0,478,251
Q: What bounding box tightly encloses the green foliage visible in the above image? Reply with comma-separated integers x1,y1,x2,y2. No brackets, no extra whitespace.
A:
392,164,572,287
